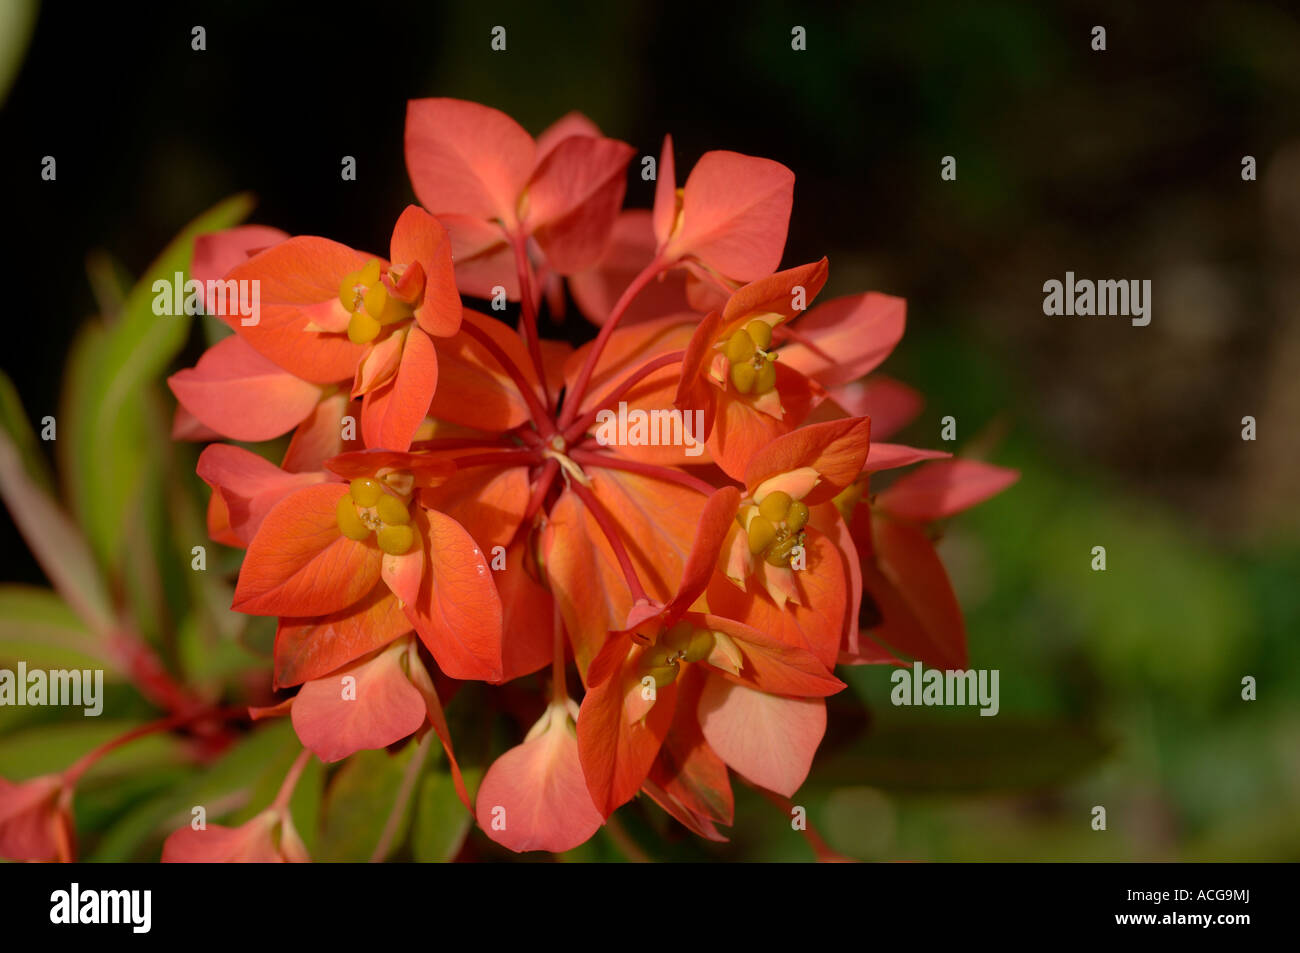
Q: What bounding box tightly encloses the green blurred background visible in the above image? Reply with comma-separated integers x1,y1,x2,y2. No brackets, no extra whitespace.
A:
1,0,1297,860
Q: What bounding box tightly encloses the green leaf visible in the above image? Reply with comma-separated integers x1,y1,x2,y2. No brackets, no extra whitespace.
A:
175,613,258,693
0,370,53,488
0,0,35,105
60,194,254,571
317,744,420,862
0,427,114,635
0,584,119,673
411,766,478,862
84,250,133,320
117,394,173,645
73,765,191,843
287,756,325,856
166,449,253,686
0,720,187,781
235,741,324,847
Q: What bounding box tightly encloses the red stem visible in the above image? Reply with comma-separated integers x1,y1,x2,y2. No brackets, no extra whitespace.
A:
683,258,737,297
408,437,518,452
562,350,686,444
271,748,314,812
106,631,208,717
450,449,543,470
458,320,556,436
570,449,716,495
62,705,246,787
568,479,650,605
511,235,550,409
559,256,666,428
514,458,559,544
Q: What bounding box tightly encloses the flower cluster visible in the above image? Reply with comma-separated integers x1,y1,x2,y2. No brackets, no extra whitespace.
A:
150,98,1018,857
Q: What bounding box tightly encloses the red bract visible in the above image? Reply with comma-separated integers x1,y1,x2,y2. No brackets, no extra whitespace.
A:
836,458,1020,669
567,210,693,326
0,775,75,862
474,699,604,853
405,99,634,297
171,334,327,442
652,134,795,285
162,810,310,863
138,96,1020,860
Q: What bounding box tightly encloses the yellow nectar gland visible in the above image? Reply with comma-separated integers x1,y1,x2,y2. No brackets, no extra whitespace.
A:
338,259,415,345
739,491,809,567
641,622,717,687
724,319,778,395
335,477,415,554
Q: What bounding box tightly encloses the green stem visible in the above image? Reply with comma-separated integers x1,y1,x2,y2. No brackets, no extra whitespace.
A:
271,748,314,813
370,731,433,862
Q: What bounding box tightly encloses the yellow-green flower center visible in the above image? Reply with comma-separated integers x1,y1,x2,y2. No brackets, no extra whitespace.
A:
723,319,779,395
338,259,416,345
739,490,809,567
640,621,716,687
335,477,415,554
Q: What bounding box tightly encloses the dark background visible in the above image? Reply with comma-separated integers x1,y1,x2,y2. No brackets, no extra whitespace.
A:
1,1,1298,859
